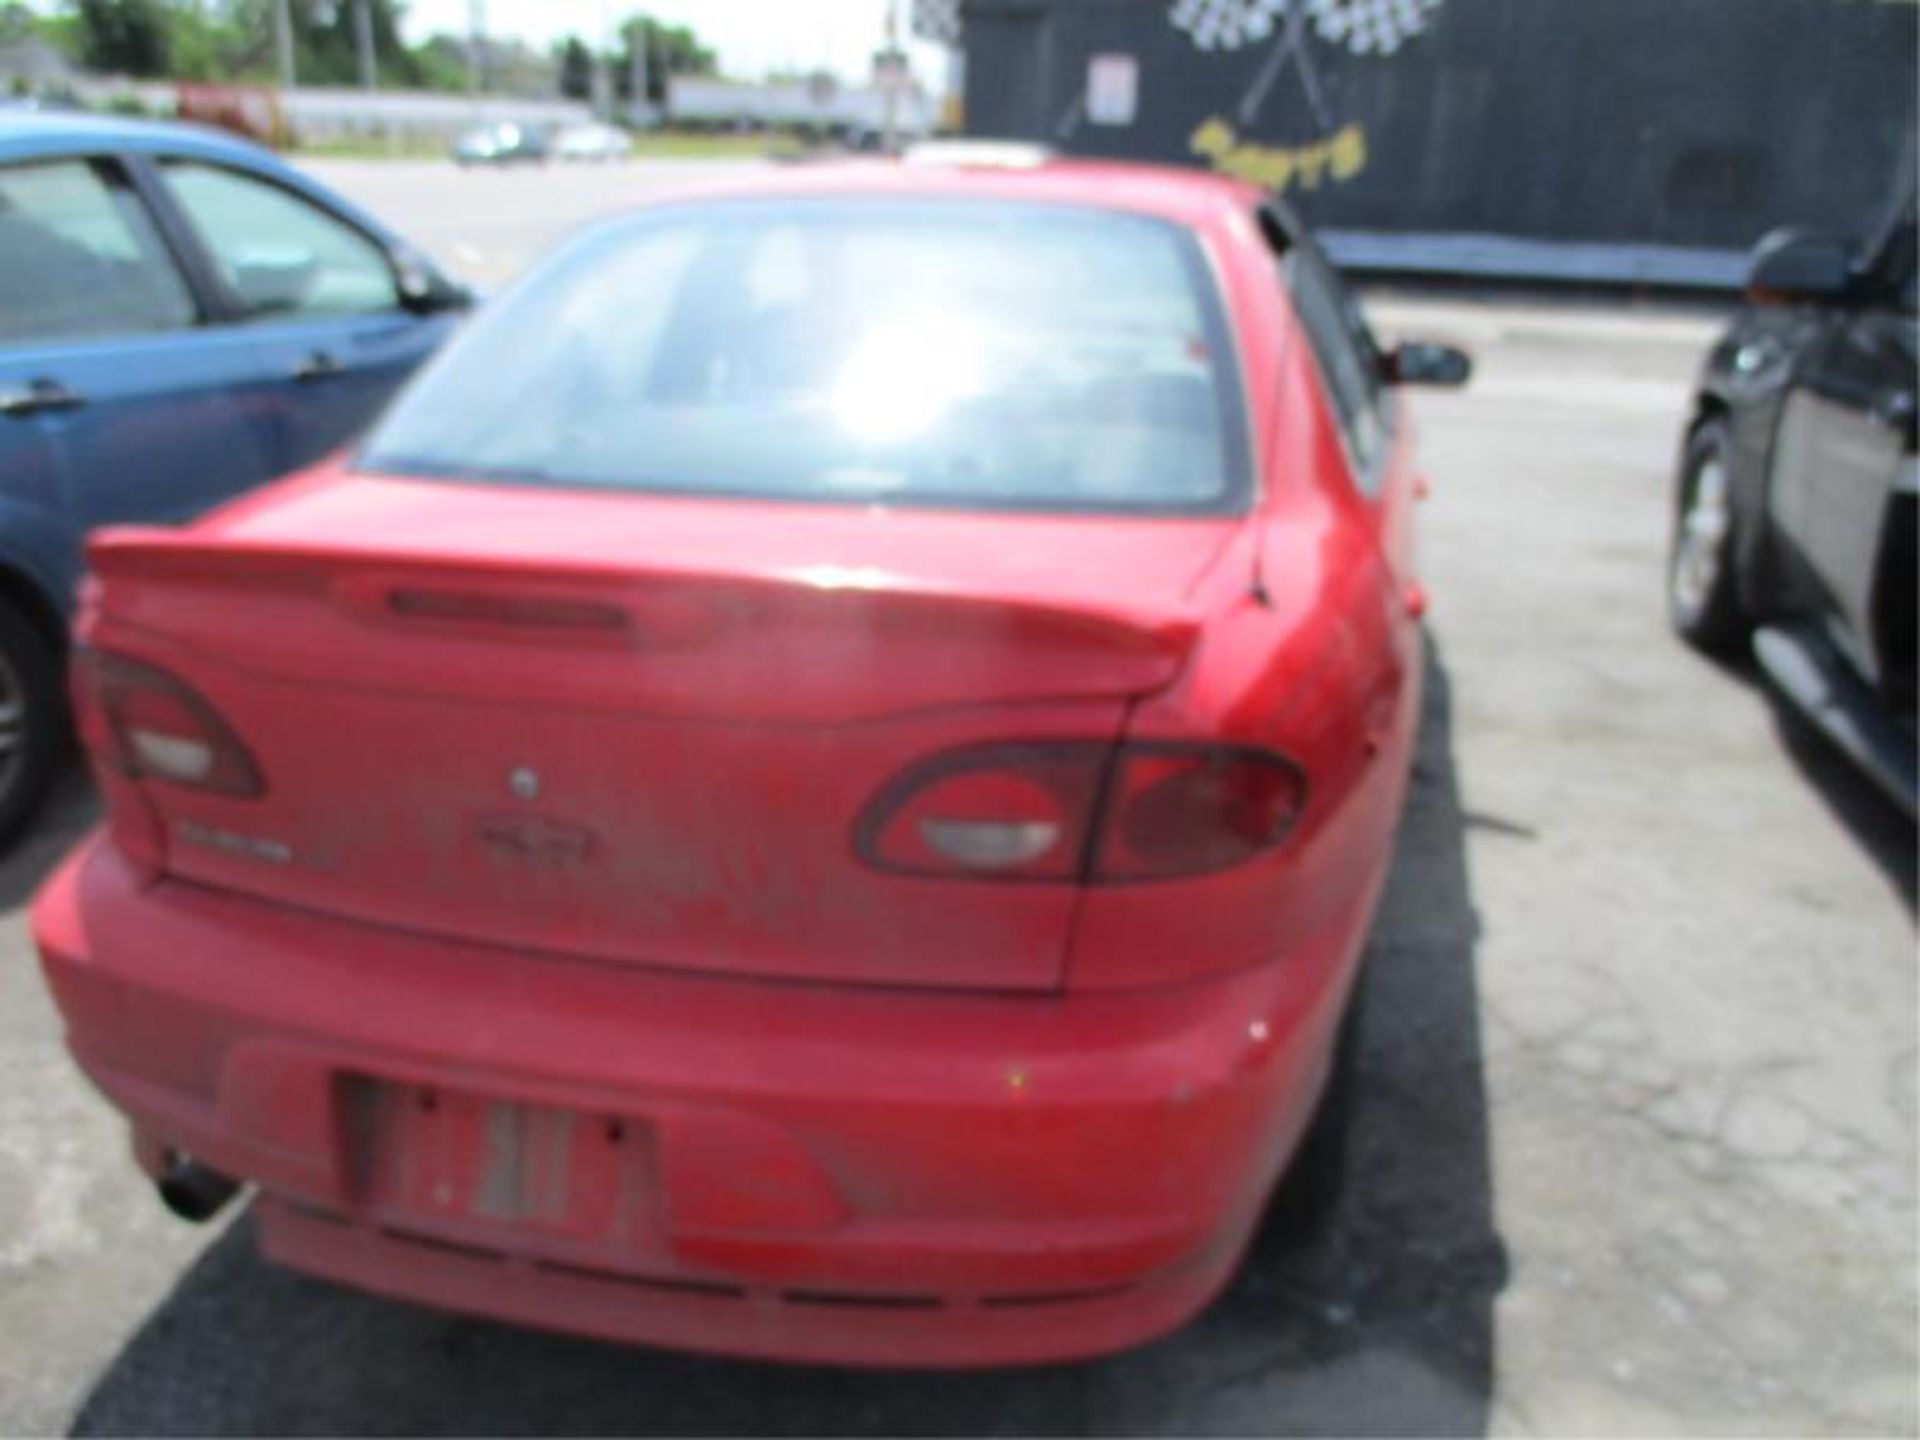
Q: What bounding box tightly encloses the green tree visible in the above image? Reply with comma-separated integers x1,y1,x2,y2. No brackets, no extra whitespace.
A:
191,0,448,89
290,0,430,88
615,14,715,106
74,0,170,76
411,33,471,92
51,0,712,98
161,2,238,82
554,34,592,101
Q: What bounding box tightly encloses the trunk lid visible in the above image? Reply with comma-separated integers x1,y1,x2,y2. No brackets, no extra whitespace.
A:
86,470,1239,992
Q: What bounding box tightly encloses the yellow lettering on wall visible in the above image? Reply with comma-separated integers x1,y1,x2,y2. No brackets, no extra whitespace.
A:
1294,141,1332,189
1190,117,1236,160
1329,123,1367,181
1186,117,1371,195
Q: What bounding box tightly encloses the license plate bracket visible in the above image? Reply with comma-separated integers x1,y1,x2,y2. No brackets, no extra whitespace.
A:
339,1078,659,1250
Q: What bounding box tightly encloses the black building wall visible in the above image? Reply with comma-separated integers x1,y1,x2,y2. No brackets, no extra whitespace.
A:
961,0,1918,285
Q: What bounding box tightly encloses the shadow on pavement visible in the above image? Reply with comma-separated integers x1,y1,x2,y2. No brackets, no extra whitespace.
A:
1682,648,1915,919
1762,689,1917,921
0,755,99,912
70,642,1504,1438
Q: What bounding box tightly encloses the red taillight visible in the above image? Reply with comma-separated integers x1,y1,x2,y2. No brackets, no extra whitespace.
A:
72,650,263,798
856,740,1304,883
857,742,1108,881
1100,744,1305,880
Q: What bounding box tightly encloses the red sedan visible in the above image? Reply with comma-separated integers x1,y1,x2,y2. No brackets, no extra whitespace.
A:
34,155,1467,1367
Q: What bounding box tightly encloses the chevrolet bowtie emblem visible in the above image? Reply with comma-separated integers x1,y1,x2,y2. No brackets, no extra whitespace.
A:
476,815,595,867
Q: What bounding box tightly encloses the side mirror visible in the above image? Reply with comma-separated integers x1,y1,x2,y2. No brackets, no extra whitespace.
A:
1746,228,1854,304
394,249,474,315
230,246,318,314
1384,341,1472,388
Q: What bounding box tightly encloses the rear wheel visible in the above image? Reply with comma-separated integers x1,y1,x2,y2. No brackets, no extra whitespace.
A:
1670,418,1752,656
0,599,64,848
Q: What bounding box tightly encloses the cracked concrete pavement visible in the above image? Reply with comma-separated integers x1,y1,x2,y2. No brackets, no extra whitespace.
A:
0,163,1913,1435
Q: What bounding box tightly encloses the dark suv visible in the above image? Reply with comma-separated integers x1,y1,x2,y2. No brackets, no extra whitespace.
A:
1671,185,1917,816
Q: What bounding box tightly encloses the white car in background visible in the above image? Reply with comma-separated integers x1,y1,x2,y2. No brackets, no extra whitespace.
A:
553,122,631,163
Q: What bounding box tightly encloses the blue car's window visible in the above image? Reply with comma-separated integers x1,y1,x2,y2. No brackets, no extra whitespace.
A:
160,160,401,320
0,159,195,346
361,200,1250,515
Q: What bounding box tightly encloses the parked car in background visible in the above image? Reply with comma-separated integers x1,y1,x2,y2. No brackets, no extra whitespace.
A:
0,112,470,842
34,155,1469,1366
1670,181,1916,816
452,121,549,167
553,122,631,163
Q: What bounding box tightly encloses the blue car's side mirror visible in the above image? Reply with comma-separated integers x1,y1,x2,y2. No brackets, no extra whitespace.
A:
231,246,319,315
394,250,475,316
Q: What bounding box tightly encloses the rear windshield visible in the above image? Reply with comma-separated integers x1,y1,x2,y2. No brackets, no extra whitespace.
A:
359,199,1250,514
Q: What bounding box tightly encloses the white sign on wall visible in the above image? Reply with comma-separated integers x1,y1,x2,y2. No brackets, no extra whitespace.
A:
1086,53,1140,126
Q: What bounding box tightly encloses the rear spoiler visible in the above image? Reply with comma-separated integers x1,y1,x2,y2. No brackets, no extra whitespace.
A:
85,526,1201,719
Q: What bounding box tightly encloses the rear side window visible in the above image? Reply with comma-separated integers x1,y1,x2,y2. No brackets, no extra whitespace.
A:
0,159,195,346
361,199,1251,514
1267,215,1390,493
160,160,400,320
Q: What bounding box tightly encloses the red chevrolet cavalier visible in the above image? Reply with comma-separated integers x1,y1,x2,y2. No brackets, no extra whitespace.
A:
34,154,1467,1366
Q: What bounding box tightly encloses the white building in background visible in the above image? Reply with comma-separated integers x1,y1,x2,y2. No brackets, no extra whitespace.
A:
0,36,73,90
59,76,588,145
277,88,589,142
666,76,935,136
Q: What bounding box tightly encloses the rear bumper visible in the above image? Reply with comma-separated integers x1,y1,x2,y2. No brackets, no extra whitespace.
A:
34,836,1366,1367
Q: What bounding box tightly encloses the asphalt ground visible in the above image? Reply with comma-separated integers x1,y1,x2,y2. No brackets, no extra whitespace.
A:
0,160,1912,1436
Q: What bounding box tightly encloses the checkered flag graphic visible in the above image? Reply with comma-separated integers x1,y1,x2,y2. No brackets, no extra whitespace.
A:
1169,0,1444,124
910,0,963,45
1168,0,1287,50
1305,0,1443,55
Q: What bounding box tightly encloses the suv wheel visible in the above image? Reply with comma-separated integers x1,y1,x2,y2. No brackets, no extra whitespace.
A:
1670,418,1752,656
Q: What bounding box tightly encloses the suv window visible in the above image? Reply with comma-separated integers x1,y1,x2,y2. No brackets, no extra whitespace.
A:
0,158,196,346
159,160,400,320
1262,211,1390,493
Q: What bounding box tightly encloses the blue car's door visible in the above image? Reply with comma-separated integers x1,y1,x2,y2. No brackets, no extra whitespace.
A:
147,156,455,475
0,155,279,607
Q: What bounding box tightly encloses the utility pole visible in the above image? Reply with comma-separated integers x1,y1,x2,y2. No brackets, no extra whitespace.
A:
880,0,901,153
594,0,614,120
353,0,377,91
631,22,651,118
467,0,486,95
272,0,295,90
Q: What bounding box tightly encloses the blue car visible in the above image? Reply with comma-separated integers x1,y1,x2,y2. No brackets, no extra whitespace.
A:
0,113,469,841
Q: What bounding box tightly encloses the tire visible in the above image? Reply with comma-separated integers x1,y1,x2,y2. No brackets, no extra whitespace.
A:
0,599,64,849
1669,417,1752,657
